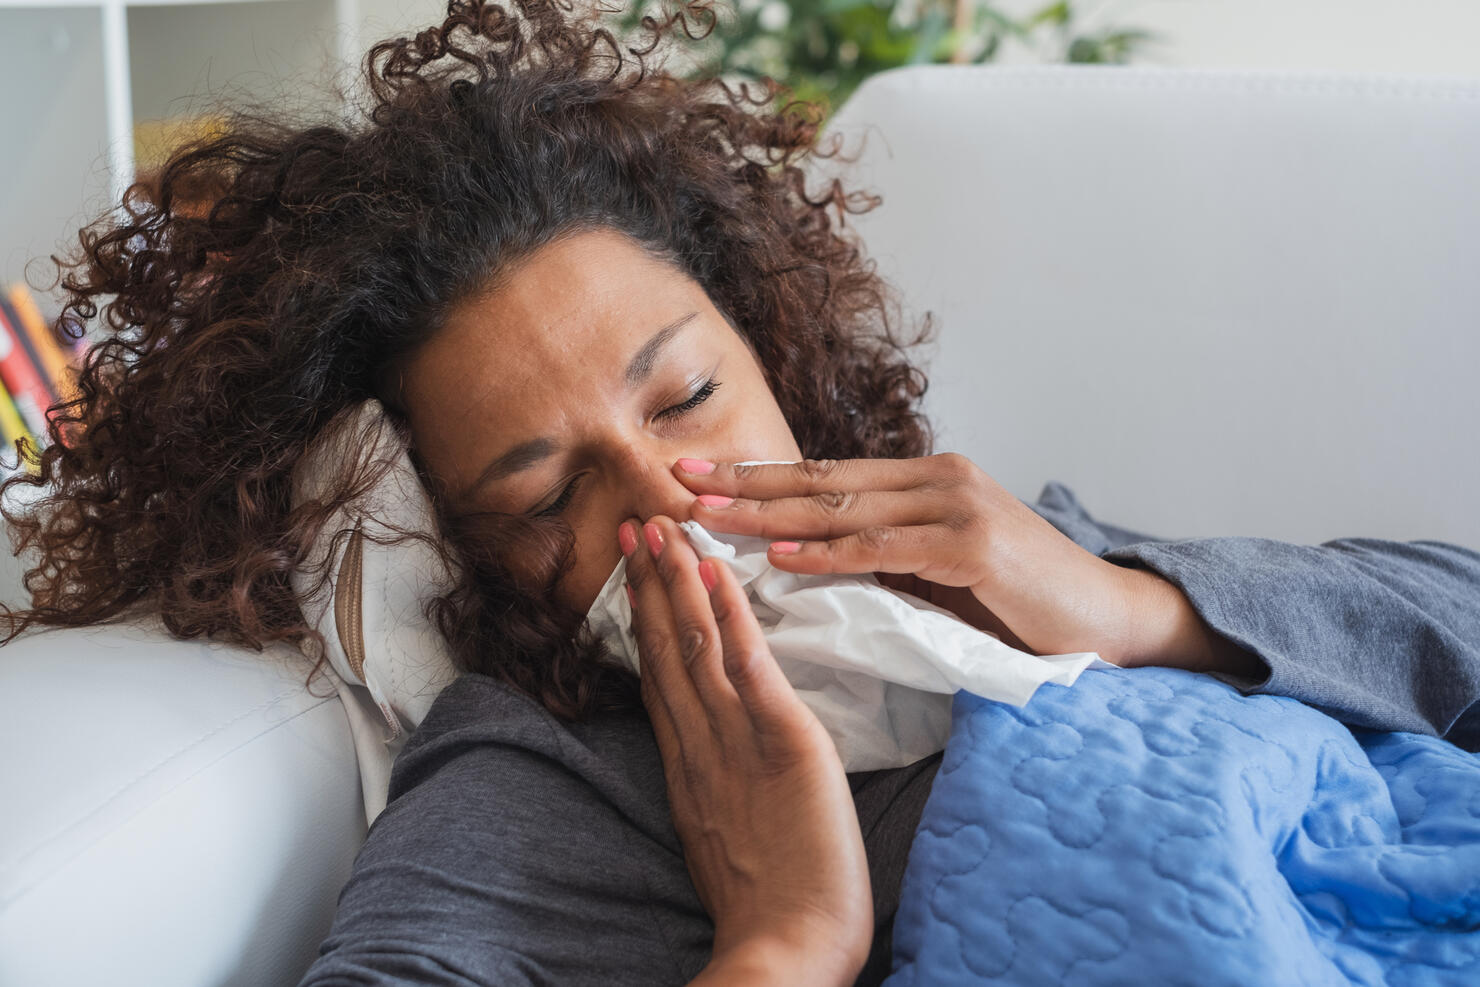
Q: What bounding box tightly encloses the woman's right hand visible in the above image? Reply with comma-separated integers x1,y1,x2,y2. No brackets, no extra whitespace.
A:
619,515,873,986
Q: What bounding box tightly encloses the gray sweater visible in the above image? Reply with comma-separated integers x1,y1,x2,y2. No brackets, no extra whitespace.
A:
299,481,1480,986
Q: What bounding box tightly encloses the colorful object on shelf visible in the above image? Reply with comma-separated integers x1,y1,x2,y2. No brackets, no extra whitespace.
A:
132,113,231,176
3,284,80,406
0,283,92,453
0,374,36,472
0,300,56,442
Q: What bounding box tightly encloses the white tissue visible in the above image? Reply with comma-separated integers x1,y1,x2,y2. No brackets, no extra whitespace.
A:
583,463,1112,771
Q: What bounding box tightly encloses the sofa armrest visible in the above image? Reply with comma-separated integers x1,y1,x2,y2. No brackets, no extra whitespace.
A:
0,617,366,987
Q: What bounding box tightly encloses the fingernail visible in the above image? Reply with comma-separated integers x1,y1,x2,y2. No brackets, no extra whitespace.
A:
618,521,638,557
624,583,635,607
643,522,665,555
698,559,718,592
770,541,802,555
696,494,734,509
677,457,715,475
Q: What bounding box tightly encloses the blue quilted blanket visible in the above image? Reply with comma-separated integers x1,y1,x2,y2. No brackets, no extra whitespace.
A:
887,666,1480,985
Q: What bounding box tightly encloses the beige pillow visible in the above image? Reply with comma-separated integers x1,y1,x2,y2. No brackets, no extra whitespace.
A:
290,398,460,824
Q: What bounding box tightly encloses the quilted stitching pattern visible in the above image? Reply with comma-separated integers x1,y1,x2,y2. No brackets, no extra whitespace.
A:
888,667,1480,986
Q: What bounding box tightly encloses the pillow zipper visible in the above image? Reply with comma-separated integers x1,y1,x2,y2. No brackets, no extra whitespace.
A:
333,523,368,684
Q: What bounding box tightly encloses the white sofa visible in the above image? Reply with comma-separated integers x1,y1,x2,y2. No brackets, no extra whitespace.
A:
3,64,1478,986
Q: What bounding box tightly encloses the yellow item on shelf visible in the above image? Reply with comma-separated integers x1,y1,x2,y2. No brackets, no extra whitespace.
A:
132,113,232,175
0,376,38,475
5,283,80,405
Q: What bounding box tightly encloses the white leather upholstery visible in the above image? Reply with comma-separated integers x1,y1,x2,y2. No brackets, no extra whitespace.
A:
0,478,365,987
0,613,365,987
805,65,1480,548
2,64,1477,987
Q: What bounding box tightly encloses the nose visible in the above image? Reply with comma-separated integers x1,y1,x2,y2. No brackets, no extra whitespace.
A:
612,443,698,525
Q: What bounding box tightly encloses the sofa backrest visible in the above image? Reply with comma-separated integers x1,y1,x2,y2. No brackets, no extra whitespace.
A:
802,65,1480,548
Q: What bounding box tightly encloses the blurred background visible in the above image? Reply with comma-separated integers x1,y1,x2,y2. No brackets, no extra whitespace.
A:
0,0,1477,470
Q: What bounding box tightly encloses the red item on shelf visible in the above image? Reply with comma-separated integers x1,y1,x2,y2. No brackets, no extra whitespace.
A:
0,306,57,442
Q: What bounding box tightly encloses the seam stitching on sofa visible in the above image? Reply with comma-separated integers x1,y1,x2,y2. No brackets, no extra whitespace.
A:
1,692,342,911
877,65,1480,102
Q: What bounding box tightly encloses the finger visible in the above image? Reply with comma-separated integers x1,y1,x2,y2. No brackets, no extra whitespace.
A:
690,487,938,541
673,456,928,500
702,554,805,739
621,525,685,762
638,642,686,774
764,522,976,582
623,518,707,740
644,514,744,721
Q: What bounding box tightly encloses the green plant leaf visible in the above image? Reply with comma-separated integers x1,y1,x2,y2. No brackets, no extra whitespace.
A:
1025,1,1071,29
907,7,951,65
1066,37,1102,63
1102,29,1157,48
625,0,1158,115
978,7,1030,40
971,32,1002,63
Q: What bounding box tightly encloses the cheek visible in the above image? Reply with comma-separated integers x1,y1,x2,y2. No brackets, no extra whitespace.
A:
730,378,804,460
557,514,624,618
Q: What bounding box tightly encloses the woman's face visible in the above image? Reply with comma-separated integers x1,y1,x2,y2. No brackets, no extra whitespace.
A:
398,226,804,616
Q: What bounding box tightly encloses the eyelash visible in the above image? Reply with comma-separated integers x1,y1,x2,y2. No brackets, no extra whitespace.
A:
656,376,721,420
531,377,722,517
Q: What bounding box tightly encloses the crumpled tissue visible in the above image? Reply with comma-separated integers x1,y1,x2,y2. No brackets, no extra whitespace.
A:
583,465,1113,771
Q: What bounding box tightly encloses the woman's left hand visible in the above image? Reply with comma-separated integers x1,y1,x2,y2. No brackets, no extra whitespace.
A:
673,453,1258,674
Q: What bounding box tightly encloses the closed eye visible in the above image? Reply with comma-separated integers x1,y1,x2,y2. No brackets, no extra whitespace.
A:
530,378,721,517
656,377,720,420
533,475,581,517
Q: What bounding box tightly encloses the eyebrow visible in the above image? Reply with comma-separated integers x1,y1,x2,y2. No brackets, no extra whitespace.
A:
461,310,700,501
624,311,698,388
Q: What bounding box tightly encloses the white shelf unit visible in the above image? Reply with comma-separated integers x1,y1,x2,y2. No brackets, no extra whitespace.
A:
1,0,363,210
0,0,375,332
0,0,385,479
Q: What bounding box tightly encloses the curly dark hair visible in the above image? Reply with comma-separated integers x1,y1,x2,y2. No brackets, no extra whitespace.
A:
0,0,936,721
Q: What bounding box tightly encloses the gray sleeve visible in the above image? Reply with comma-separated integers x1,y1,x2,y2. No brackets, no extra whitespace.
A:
297,683,702,987
1026,481,1480,750
1026,480,1174,555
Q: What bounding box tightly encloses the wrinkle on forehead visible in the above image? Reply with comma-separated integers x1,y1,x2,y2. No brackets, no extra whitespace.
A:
433,311,615,436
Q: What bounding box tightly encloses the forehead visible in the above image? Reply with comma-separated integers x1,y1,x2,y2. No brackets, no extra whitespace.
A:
408,227,702,402
459,227,691,353
397,228,723,486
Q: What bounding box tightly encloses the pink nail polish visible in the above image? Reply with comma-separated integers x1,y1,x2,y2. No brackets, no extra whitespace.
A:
643,522,665,555
698,559,718,592
677,458,716,475
618,521,638,556
770,541,802,555
696,494,734,509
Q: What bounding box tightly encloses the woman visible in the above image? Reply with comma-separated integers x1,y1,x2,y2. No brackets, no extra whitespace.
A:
3,0,1475,983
